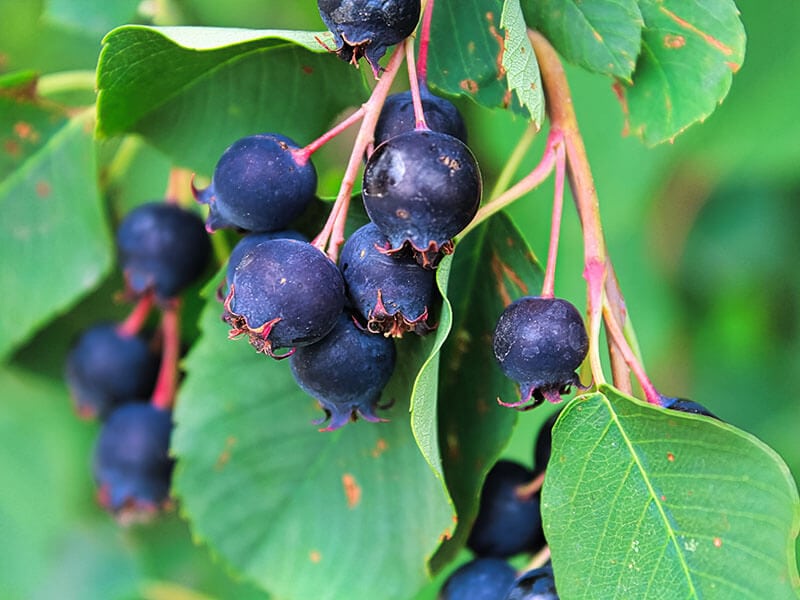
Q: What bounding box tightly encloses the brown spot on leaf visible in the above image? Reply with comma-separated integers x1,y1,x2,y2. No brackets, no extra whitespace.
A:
35,181,51,198
593,30,603,42
611,81,631,137
460,79,479,94
667,452,675,462
342,473,362,508
502,88,512,109
726,61,741,73
4,139,21,158
215,436,237,470
467,41,476,54
14,122,34,140
659,6,734,55
309,550,322,563
371,438,388,458
713,537,722,548
664,34,686,49
302,65,313,74
486,11,506,79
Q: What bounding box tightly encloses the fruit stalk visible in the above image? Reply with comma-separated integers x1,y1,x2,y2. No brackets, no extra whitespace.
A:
293,106,366,164
116,292,154,337
151,301,181,410
312,41,408,260
416,0,435,85
404,37,428,129
540,141,565,299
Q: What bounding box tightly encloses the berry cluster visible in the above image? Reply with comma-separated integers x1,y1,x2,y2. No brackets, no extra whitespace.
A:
194,0,481,431
65,200,211,520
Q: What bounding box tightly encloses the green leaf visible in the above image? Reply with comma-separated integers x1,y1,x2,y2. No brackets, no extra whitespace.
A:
43,0,141,37
500,0,545,127
425,0,513,110
620,0,746,145
435,214,544,569
173,293,453,600
96,26,367,172
0,109,113,361
543,385,800,599
522,0,643,81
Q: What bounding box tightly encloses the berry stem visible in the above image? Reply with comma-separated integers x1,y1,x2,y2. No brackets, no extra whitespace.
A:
529,30,609,387
523,545,552,573
116,292,154,337
405,37,428,130
312,41,408,260
515,470,546,501
601,294,661,405
460,129,559,239
487,122,538,202
416,0,435,86
164,167,190,205
604,263,633,394
540,141,566,299
293,106,366,165
151,301,181,411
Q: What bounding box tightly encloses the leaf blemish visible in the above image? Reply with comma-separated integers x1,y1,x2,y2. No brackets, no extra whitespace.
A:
667,452,675,462
215,436,238,470
309,550,322,563
371,438,388,458
664,34,686,49
460,79,479,94
36,181,51,198
342,473,361,508
658,6,734,56
713,537,723,548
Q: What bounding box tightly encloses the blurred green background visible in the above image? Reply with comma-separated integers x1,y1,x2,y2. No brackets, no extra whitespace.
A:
1,0,798,598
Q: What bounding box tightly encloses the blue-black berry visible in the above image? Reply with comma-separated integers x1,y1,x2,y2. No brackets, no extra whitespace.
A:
440,557,517,600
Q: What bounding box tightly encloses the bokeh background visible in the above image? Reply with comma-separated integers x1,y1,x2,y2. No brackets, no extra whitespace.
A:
1,0,797,598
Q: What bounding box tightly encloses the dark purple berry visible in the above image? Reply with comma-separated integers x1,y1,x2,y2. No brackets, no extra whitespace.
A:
374,87,467,147
225,230,308,289
440,558,517,600
194,133,316,233
362,129,481,268
224,239,345,357
467,460,546,559
503,564,559,600
661,396,720,420
533,410,560,475
65,323,159,420
339,223,437,336
117,202,212,300
93,403,174,519
317,0,421,77
493,297,588,410
290,313,396,431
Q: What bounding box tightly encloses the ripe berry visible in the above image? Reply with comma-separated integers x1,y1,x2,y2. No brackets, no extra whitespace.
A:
503,564,559,600
117,202,212,300
493,297,588,409
65,323,159,420
194,133,316,233
317,0,421,77
93,403,174,519
339,223,436,336
374,88,467,147
362,129,481,267
661,396,720,420
225,230,308,289
467,460,546,558
290,313,396,431
440,558,517,600
224,239,345,357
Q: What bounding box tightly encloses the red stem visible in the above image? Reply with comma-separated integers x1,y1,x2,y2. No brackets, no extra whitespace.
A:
405,39,428,129
541,139,565,298
164,168,187,205
151,302,181,411
116,292,154,337
292,107,366,165
417,0,435,86
312,42,408,260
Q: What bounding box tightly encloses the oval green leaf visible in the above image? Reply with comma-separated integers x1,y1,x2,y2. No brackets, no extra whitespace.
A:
543,385,800,599
173,294,453,600
96,26,367,172
619,0,746,145
500,0,545,127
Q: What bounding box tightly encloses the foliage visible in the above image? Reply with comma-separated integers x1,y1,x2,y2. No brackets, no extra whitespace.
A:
2,1,799,599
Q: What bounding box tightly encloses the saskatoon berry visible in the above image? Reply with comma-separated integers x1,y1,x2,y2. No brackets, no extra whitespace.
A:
224,239,345,357
503,564,559,600
339,222,436,336
225,230,308,289
194,133,316,233
117,202,212,300
467,460,546,559
661,396,720,420
493,297,588,409
317,0,421,77
374,88,467,147
362,129,481,268
65,323,159,420
439,558,517,600
93,403,174,518
290,313,396,431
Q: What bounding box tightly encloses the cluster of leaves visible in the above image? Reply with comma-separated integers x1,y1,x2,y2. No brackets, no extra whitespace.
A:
2,1,798,599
